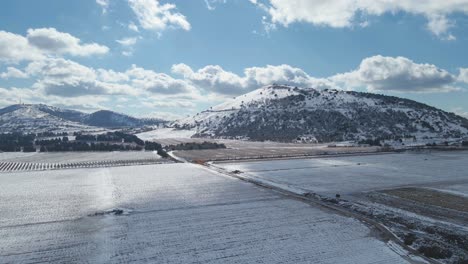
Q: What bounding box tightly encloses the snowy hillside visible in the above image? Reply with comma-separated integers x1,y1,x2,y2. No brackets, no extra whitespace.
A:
0,104,167,133
174,85,468,142
85,110,149,128
0,104,93,133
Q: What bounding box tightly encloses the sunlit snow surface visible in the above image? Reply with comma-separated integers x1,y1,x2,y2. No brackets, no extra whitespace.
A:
136,128,197,141
217,151,468,197
0,163,409,263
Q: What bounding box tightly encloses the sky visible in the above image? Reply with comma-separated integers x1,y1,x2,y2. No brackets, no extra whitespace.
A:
0,0,468,120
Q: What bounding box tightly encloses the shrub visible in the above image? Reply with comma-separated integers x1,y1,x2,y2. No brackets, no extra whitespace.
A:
418,245,452,259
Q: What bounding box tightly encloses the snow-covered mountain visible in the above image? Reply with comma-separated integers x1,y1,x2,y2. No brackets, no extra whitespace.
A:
0,104,167,133
174,85,468,142
84,110,150,128
0,104,92,133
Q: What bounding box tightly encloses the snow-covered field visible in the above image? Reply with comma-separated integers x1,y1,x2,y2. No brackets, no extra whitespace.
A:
0,151,161,164
216,151,468,197
136,128,196,141
0,163,411,263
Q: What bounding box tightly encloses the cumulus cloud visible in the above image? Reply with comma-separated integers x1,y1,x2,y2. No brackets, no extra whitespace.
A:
0,87,41,106
173,56,465,95
172,64,245,94
0,67,28,79
27,28,109,57
15,57,199,98
0,31,44,63
252,0,468,39
25,58,132,97
127,65,196,95
172,63,334,95
244,64,324,88
1,54,463,114
97,69,130,83
331,55,457,92
0,85,109,111
0,29,108,63
128,0,191,32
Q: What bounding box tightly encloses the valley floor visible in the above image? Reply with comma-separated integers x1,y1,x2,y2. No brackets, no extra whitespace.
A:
214,150,468,263
0,158,414,263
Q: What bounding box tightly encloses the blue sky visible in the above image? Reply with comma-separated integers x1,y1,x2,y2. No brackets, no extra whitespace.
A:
0,0,467,119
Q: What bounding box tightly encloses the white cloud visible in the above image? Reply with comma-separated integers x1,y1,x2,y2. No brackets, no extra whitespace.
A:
97,69,130,83
0,87,41,106
144,111,187,121
96,0,110,14
128,22,140,32
252,0,468,39
0,67,28,79
205,0,226,10
128,0,191,32
426,15,456,40
331,55,457,92
20,58,200,98
26,58,132,97
172,63,334,95
1,53,463,114
116,37,138,47
0,28,109,63
261,16,277,35
173,56,465,95
27,28,109,57
244,64,318,88
458,68,468,83
142,100,196,108
0,86,108,112
172,64,245,94
116,37,139,56
0,31,44,63
127,65,197,95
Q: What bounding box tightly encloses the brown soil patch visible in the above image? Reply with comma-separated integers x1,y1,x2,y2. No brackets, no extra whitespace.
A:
383,187,468,213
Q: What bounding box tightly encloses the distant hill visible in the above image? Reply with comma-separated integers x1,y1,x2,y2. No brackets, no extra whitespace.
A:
0,104,167,133
84,110,151,128
173,85,468,142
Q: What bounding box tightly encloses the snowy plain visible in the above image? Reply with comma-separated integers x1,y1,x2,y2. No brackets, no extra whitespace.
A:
0,151,162,164
136,128,196,141
216,151,468,197
0,163,411,263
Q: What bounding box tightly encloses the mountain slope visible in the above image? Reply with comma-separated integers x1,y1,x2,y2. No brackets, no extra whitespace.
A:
0,104,167,133
0,104,92,133
174,85,468,142
83,110,145,128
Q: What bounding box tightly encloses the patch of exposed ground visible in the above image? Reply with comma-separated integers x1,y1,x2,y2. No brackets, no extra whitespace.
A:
336,191,468,264
382,187,468,213
174,146,382,162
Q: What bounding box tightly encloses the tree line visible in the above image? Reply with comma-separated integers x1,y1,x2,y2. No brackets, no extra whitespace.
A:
0,132,168,157
166,141,226,151
74,132,144,145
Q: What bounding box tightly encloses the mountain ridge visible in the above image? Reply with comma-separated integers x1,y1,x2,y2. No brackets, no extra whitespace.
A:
173,85,468,142
0,104,167,133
